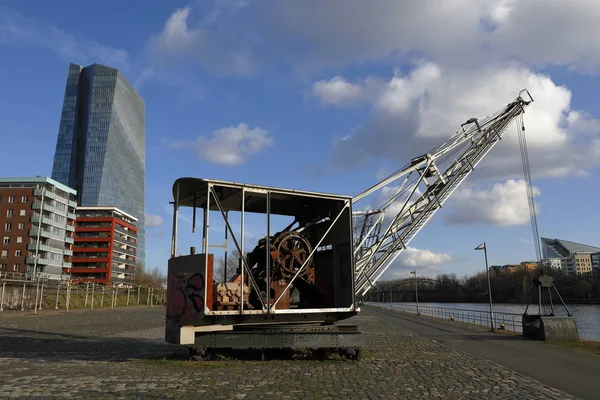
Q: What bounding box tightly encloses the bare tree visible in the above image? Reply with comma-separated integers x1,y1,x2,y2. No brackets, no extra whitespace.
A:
214,249,243,282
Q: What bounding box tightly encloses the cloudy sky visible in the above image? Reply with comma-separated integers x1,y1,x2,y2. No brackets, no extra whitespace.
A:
1,0,599,280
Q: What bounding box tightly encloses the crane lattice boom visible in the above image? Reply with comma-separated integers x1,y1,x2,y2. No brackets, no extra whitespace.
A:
352,89,534,296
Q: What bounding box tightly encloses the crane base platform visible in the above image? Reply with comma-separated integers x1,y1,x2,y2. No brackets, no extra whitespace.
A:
187,324,362,361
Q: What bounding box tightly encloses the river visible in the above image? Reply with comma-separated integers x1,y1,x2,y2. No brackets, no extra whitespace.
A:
376,301,600,341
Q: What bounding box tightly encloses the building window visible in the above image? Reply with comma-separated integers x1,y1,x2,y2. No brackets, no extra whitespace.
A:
19,210,26,216
15,250,21,257
2,237,8,245
13,264,20,271
18,223,24,230
21,196,28,202
8,196,14,203
1,250,6,259
4,223,11,232
16,236,22,243
6,209,13,218
0,264,5,269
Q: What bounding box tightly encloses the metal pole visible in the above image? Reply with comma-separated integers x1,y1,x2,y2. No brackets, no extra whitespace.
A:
414,270,419,315
34,280,40,314
55,283,60,310
66,284,71,312
39,282,44,310
21,282,26,311
137,285,141,305
266,191,270,312
484,242,495,332
33,187,45,279
85,283,89,307
91,283,95,310
101,285,105,307
150,287,154,307
111,287,115,309
127,287,130,306
147,286,150,305
389,280,392,310
0,281,4,311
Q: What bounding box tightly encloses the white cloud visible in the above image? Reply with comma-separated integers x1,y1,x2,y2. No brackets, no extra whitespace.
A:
567,111,600,135
256,0,600,74
443,179,540,226
170,123,273,166
326,62,600,180
149,5,255,76
146,213,165,228
0,9,130,72
400,247,452,268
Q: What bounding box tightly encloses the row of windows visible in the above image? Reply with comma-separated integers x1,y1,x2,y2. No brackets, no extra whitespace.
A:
0,264,21,271
0,196,28,204
4,222,25,231
1,249,22,258
3,236,23,245
6,209,27,217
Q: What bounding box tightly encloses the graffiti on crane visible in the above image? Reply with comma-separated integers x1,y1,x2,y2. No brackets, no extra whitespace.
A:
166,269,205,323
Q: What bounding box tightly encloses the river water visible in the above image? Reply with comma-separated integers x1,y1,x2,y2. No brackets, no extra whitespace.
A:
378,302,600,341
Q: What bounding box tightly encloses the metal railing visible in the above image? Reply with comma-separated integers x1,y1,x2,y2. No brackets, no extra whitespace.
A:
0,273,165,313
385,303,524,333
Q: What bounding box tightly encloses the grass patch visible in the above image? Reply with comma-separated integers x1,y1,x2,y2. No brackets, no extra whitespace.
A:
546,339,600,356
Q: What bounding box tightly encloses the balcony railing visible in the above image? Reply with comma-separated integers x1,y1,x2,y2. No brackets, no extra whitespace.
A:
113,247,136,257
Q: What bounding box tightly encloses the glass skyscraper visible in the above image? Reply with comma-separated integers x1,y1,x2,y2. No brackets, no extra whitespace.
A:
51,63,146,266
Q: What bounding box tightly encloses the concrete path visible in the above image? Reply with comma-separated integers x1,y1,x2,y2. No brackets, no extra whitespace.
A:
367,305,600,400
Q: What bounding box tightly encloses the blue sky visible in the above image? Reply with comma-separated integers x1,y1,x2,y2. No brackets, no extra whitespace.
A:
1,0,600,280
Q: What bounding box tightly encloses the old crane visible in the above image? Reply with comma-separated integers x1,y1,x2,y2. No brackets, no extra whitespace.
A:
166,89,534,360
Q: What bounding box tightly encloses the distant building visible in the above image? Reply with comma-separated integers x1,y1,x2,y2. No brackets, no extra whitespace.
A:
0,177,76,280
71,207,137,286
541,258,562,270
561,253,593,276
540,237,600,259
540,237,599,276
51,63,146,267
591,252,600,275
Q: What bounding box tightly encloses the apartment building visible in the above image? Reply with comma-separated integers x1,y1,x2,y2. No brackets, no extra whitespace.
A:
561,253,593,276
71,207,137,286
0,177,77,280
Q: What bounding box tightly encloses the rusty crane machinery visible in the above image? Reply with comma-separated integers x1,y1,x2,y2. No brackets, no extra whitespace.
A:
166,90,535,360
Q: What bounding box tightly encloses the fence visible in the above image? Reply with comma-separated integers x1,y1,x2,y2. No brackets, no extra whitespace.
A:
385,303,524,333
0,273,166,313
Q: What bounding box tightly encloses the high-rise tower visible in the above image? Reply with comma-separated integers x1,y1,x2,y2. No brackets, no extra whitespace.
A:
51,63,146,266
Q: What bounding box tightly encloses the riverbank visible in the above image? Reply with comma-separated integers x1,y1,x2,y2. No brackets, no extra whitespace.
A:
369,305,600,400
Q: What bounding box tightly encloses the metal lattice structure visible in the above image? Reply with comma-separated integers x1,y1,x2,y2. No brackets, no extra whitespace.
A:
352,89,534,297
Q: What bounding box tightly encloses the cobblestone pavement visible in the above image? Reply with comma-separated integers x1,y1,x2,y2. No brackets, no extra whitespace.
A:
0,306,575,399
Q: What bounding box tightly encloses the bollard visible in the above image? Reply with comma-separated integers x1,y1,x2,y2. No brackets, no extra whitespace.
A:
450,316,454,321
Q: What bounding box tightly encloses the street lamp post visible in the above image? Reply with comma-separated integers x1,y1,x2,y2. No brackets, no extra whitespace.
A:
410,270,419,315
475,242,495,332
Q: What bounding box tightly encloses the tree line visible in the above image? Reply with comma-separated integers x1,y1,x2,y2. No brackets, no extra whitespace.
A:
369,268,600,304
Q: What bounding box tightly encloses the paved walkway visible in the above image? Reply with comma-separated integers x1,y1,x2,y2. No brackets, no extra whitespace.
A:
368,306,600,400
0,306,581,399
